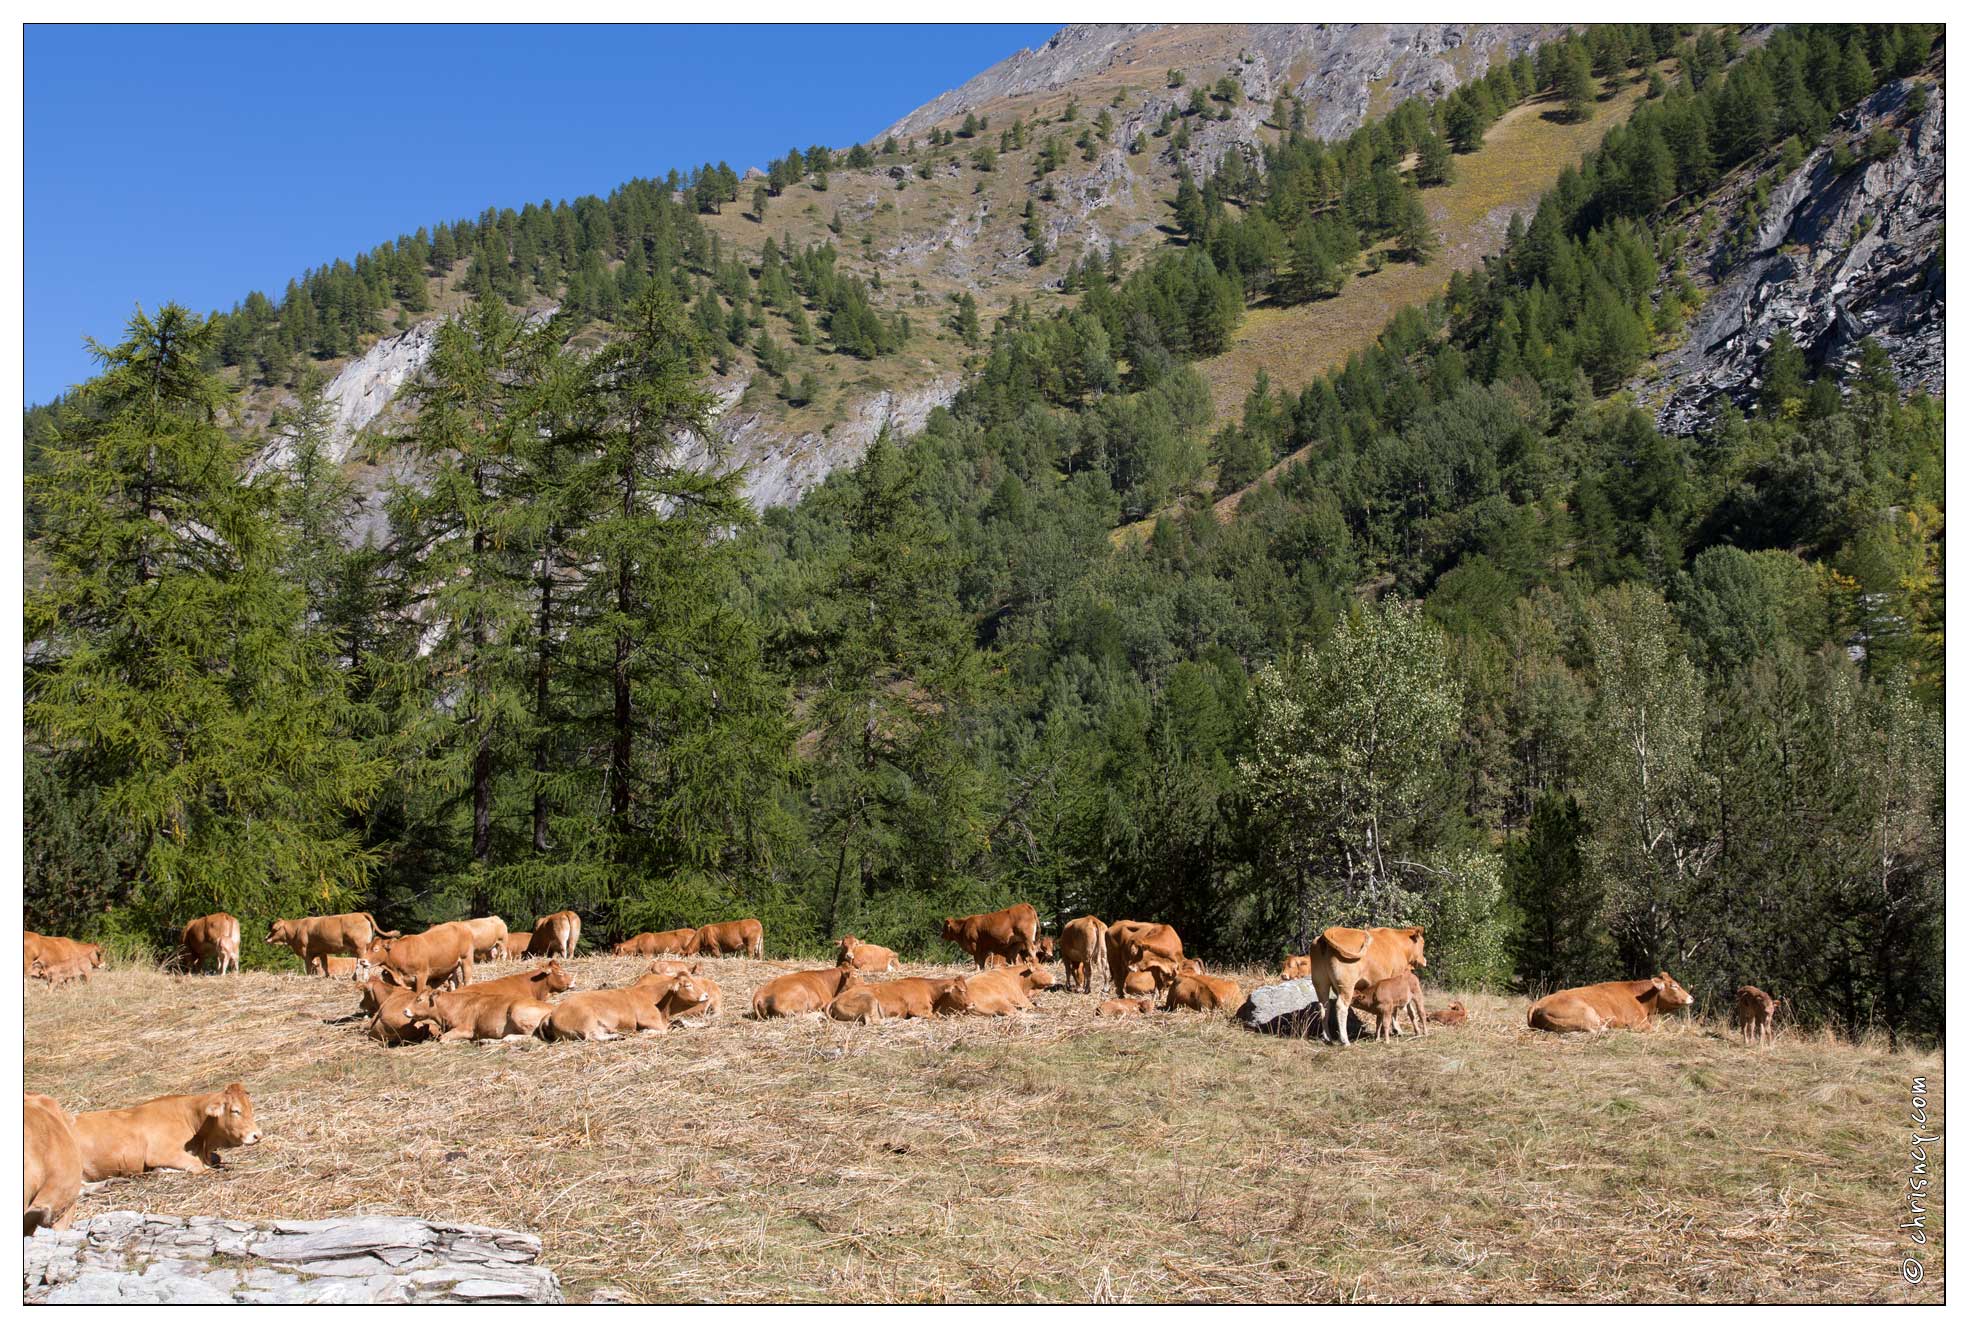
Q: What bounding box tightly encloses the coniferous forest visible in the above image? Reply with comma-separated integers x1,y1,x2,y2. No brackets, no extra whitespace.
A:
23,23,1944,1040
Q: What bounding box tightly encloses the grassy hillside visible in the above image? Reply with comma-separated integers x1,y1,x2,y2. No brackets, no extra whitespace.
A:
29,957,1942,1303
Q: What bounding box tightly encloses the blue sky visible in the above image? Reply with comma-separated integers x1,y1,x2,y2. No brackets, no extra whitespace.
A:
23,23,1060,406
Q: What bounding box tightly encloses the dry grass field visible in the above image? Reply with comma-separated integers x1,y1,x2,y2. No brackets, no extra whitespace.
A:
26,954,1942,1304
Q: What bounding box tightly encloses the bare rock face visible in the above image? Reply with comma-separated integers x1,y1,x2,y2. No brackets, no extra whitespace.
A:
1646,77,1944,434
23,1211,563,1305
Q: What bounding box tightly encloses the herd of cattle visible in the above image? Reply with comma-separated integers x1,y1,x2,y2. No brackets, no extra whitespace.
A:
23,901,1788,1236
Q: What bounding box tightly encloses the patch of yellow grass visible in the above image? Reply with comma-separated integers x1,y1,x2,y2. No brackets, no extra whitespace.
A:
25,953,1942,1304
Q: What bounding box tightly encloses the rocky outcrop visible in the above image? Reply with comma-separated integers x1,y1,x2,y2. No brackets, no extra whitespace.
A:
1646,77,1944,434
24,1211,562,1305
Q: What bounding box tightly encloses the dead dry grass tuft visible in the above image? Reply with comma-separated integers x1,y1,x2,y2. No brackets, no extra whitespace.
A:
25,955,1941,1303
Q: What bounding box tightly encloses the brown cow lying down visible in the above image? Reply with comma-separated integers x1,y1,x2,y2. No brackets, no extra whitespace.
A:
178,913,241,976
614,928,698,957
1734,985,1780,1045
1351,972,1426,1040
360,922,476,993
461,916,510,962
25,1093,84,1234
1306,925,1427,1047
1427,1001,1468,1027
658,968,720,1020
942,903,1040,969
1058,915,1107,993
1281,953,1312,980
472,961,573,1001
1097,996,1156,1018
265,912,392,976
691,917,764,959
1104,921,1184,996
71,1083,262,1180
827,977,972,1023
358,970,410,1017
963,964,1055,1016
1166,973,1244,1014
403,987,553,1042
1527,972,1694,1034
835,936,900,973
644,958,701,977
750,965,856,1019
529,911,581,959
545,973,700,1041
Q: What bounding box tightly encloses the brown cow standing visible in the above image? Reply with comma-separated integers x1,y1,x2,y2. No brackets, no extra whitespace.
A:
530,911,582,959
749,966,855,1019
941,904,1040,969
1734,985,1781,1046
461,917,510,962
24,1093,84,1234
1527,972,1695,1034
360,922,476,993
506,931,533,957
266,912,392,976
1104,921,1184,996
691,918,764,959
70,1083,263,1180
1305,926,1427,1048
178,913,241,976
614,928,698,958
827,977,972,1023
1057,916,1107,994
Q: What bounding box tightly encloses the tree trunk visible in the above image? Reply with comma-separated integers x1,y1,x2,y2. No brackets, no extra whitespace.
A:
609,460,634,843
532,534,555,854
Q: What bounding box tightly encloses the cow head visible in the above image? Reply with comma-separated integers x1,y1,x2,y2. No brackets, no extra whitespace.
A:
940,918,963,943
1034,935,1057,962
1018,964,1058,992
1400,928,1427,969
1651,972,1694,1012
265,919,296,947
537,961,573,994
1282,954,1311,979
932,978,974,1016
198,1083,263,1160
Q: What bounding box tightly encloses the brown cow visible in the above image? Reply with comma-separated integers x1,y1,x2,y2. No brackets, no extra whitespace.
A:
749,965,856,1019
826,977,973,1023
461,916,510,962
402,987,553,1042
1120,968,1159,998
1351,972,1426,1040
266,912,391,976
835,936,900,973
24,934,104,977
178,914,241,976
644,958,702,978
1057,916,1107,993
941,904,1040,969
1528,972,1695,1034
962,963,1054,1016
545,977,677,1041
690,917,764,959
1427,1000,1468,1027
28,955,92,987
1281,953,1312,980
1104,921,1184,996
506,932,533,957
1097,996,1157,1018
324,956,361,979
1166,973,1244,1014
24,1094,84,1235
359,922,476,993
366,982,434,1046
472,961,573,1001
529,911,581,959
1305,926,1427,1047
1733,985,1780,1046
71,1083,263,1180
614,928,698,958
651,968,720,1021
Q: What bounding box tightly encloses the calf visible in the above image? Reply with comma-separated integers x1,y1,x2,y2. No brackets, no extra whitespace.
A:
749,965,855,1019
324,956,360,979
28,955,91,987
835,935,900,973
1097,996,1157,1019
827,977,972,1023
1165,973,1244,1014
1426,1000,1468,1027
941,904,1040,969
1351,972,1426,1040
24,1093,84,1234
266,912,391,976
529,911,582,959
359,922,476,993
71,1083,262,1180
614,928,698,958
178,913,241,976
1057,915,1107,993
691,917,764,959
1281,953,1312,980
1734,986,1780,1046
1527,972,1695,1034
1104,921,1184,996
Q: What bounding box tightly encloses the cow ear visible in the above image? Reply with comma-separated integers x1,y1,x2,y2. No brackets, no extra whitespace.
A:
204,1099,225,1118
1651,977,1666,991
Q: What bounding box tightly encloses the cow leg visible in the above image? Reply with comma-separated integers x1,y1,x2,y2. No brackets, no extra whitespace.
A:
1328,991,1351,1047
437,1028,474,1043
